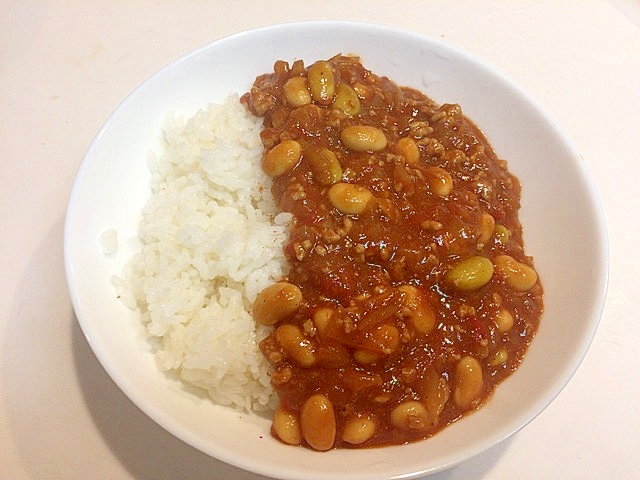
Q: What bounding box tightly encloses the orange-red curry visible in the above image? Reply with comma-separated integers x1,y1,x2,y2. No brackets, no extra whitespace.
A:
242,55,543,450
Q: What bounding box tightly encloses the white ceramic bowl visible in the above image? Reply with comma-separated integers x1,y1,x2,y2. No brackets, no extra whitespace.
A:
64,21,608,480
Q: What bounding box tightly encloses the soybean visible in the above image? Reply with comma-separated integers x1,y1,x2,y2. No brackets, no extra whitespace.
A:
283,76,312,107
390,401,429,431
305,146,343,185
494,224,510,244
252,282,302,325
300,394,336,451
275,324,316,367
425,166,453,197
489,348,509,366
327,182,373,215
494,254,538,291
395,137,421,165
340,125,388,152
308,61,335,105
495,308,514,332
262,139,302,177
445,256,494,291
454,356,483,408
272,406,302,445
398,285,436,335
478,212,496,246
342,416,376,445
332,83,361,116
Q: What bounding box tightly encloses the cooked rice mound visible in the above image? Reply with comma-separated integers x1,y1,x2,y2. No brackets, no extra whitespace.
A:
114,95,290,411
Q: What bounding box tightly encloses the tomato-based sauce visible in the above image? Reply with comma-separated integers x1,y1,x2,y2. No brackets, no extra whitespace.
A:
242,55,543,450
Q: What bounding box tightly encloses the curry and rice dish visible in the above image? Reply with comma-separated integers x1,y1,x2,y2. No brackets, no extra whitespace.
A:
118,54,542,452
243,55,543,450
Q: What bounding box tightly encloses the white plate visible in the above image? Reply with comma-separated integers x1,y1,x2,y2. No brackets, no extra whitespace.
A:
64,21,608,480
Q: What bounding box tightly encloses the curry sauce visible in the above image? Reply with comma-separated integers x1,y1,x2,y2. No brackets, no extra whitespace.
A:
242,55,543,450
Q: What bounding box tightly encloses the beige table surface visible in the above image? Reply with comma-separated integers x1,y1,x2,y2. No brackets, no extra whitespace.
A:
2,1,639,478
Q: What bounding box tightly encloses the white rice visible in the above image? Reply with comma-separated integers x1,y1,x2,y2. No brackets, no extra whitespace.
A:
113,94,290,412
99,229,118,255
